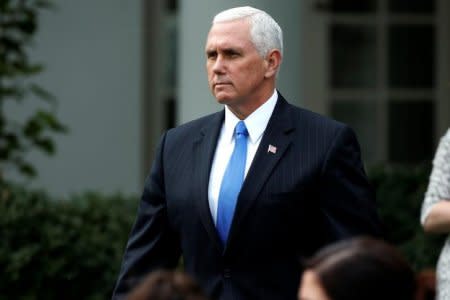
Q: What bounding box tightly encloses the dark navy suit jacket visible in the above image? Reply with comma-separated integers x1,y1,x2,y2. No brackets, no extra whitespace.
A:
112,93,382,300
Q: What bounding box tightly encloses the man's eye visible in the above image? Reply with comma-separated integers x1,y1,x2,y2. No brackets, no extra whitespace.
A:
206,52,217,59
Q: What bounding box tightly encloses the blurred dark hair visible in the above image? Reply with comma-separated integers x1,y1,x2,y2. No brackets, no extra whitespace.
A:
304,236,416,300
126,270,209,300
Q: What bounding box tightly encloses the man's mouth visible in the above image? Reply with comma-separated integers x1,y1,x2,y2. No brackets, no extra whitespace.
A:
214,82,231,87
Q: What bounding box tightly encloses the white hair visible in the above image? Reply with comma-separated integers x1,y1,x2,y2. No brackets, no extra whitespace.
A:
212,6,283,58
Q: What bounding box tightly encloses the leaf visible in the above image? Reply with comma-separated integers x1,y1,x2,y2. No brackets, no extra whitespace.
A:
0,60,43,78
0,132,25,160
20,8,38,35
0,147,9,160
34,137,55,155
0,85,26,100
18,161,37,178
0,36,23,55
29,84,56,103
36,110,68,133
23,118,43,138
23,63,44,75
36,0,55,10
4,133,20,150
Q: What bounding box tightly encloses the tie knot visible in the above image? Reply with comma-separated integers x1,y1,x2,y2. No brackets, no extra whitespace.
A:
235,121,248,138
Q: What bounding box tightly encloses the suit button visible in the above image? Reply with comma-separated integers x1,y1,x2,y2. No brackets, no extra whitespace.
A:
223,268,231,278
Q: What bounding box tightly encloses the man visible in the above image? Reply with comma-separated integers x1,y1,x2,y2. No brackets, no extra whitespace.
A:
113,6,382,300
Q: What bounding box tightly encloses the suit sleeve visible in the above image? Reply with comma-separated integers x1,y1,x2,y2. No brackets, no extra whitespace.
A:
111,132,181,299
319,125,383,241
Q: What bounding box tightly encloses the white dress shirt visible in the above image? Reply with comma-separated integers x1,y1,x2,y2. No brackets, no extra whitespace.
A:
208,90,278,223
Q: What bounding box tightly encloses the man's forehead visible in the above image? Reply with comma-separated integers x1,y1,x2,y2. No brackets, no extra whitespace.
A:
208,19,250,36
206,21,252,49
205,37,252,52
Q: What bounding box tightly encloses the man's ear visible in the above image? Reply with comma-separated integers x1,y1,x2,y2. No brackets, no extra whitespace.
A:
264,49,282,78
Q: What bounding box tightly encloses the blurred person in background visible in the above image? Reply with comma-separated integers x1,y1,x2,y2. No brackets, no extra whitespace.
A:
126,270,209,300
298,237,417,300
421,128,450,300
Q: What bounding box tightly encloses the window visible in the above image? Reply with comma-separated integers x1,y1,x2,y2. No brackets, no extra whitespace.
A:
324,0,442,164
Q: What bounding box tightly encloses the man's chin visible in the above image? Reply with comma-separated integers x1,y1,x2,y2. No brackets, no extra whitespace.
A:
216,98,229,105
214,94,234,105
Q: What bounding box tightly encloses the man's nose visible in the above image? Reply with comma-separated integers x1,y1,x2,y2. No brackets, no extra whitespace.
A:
212,56,225,73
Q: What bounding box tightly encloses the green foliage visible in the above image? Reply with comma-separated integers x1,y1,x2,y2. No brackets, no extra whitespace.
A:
0,0,67,181
0,183,138,300
368,163,445,271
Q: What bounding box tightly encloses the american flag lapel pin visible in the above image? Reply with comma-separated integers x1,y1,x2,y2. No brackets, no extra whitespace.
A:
267,144,277,154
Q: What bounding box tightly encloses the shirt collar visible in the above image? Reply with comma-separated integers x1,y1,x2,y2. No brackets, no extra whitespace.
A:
223,89,278,144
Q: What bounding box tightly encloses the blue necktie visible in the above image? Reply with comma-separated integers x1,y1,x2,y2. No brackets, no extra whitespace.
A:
217,121,248,244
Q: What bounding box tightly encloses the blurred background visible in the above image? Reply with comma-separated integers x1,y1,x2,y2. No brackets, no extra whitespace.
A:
1,0,448,299
3,0,449,196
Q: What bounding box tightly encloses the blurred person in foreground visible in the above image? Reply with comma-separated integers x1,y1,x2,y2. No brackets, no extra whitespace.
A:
298,237,417,300
126,270,209,300
421,128,450,300
113,6,382,300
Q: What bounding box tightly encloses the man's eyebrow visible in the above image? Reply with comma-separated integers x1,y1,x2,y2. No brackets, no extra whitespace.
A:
222,48,240,54
206,46,242,53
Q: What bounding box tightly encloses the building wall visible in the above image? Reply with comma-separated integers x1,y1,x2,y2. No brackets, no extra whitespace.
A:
6,0,142,196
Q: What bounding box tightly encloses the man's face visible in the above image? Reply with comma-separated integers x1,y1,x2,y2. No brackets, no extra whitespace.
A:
205,19,269,114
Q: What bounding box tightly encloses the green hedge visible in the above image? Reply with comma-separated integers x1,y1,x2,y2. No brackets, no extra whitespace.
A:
0,184,137,300
370,163,445,271
0,163,445,299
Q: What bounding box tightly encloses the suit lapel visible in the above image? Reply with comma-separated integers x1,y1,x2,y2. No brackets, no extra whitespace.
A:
226,95,295,251
193,111,224,252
